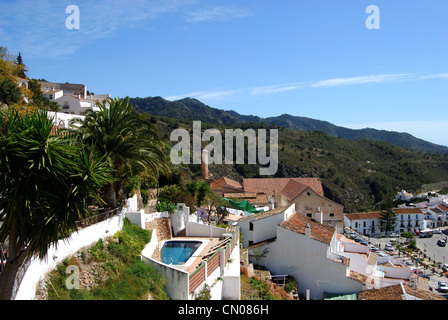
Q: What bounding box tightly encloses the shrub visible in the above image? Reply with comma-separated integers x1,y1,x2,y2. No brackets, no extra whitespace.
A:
156,201,176,214
44,218,166,300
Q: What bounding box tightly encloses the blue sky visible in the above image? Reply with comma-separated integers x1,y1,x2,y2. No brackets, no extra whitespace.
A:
1,0,447,146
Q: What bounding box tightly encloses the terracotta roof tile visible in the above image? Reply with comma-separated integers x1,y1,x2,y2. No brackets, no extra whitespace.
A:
393,208,423,214
210,177,242,192
243,178,324,197
237,205,289,222
359,284,404,300
359,283,446,300
280,212,334,245
223,192,269,205
278,179,309,202
344,212,382,220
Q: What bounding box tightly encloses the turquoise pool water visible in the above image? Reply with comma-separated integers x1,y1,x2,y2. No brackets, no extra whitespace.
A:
160,240,202,265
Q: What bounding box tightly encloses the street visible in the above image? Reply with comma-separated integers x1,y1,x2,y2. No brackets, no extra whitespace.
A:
354,229,448,298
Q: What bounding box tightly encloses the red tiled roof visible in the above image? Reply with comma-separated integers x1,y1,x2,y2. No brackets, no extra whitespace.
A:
243,178,324,197
438,204,448,212
223,192,269,205
278,179,310,202
359,283,446,300
393,208,423,214
344,212,382,221
280,212,334,245
210,177,242,191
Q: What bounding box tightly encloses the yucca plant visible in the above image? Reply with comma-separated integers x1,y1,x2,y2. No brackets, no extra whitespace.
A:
0,107,114,300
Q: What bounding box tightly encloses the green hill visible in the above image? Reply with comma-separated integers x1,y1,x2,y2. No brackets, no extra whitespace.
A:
129,96,448,154
146,114,448,213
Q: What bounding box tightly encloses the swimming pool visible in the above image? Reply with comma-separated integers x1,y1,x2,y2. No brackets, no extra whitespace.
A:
160,240,202,265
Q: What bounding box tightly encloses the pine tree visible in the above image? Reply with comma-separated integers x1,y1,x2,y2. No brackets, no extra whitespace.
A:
15,52,27,78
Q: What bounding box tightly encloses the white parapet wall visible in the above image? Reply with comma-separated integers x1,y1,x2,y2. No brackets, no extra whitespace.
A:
14,213,124,300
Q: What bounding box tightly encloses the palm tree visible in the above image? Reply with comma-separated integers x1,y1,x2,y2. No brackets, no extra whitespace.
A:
70,97,168,208
0,108,114,300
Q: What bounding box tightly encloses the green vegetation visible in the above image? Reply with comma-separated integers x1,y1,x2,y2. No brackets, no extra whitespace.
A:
240,274,286,300
70,97,169,209
0,108,114,300
44,219,168,300
151,117,448,213
129,96,448,154
0,47,169,300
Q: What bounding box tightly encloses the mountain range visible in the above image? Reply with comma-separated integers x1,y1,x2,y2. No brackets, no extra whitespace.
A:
129,96,448,154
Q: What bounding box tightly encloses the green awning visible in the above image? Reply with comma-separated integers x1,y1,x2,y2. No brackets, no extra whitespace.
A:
222,197,262,214
324,293,358,300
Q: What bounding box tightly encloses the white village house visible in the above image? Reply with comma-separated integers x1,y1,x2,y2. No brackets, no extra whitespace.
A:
40,81,110,115
237,202,419,299
344,205,448,236
237,203,367,299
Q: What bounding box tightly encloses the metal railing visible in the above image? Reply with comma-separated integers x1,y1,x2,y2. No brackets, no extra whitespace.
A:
75,207,121,229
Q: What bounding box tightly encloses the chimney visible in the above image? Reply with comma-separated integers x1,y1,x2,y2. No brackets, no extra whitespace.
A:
305,223,311,237
315,207,323,224
201,149,209,180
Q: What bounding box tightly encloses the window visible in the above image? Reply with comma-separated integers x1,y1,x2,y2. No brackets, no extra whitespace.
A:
363,221,366,227
307,213,312,218
249,222,253,231
329,213,334,218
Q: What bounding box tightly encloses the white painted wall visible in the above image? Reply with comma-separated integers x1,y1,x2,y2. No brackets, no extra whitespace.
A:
140,229,190,300
252,214,282,245
14,213,124,300
238,203,295,248
250,226,364,299
187,221,227,238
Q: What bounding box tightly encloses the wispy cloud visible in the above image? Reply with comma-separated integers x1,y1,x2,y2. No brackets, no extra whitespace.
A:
310,73,412,88
0,0,251,57
165,89,238,101
165,72,448,101
418,73,448,81
184,5,252,23
250,82,307,95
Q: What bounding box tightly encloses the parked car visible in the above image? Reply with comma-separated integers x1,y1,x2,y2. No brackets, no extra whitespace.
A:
389,233,399,238
442,264,448,271
433,229,442,234
418,274,430,280
438,281,448,293
437,239,446,247
360,240,369,246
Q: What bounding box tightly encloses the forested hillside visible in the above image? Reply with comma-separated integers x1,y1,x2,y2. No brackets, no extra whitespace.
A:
145,114,448,213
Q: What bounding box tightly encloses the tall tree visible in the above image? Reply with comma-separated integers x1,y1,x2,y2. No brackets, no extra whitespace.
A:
0,108,113,300
71,97,168,208
15,52,27,78
378,196,397,235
